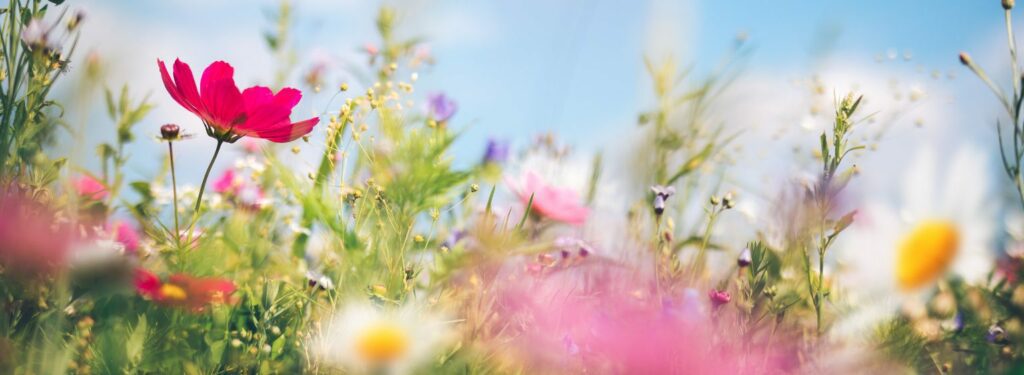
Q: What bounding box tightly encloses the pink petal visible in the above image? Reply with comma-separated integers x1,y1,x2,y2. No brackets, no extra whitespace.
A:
201,79,245,129
158,59,192,112
171,59,203,114
254,117,319,143
272,87,302,108
200,61,234,98
241,86,274,112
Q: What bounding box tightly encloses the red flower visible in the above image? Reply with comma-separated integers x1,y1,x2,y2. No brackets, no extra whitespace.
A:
158,58,319,143
134,268,236,312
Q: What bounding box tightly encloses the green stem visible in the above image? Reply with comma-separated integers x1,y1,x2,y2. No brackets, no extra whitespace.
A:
168,141,180,245
188,139,223,237
692,207,719,279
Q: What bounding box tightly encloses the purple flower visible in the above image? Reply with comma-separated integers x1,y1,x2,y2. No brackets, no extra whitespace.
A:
427,92,458,122
442,229,466,250
483,138,510,164
650,185,676,215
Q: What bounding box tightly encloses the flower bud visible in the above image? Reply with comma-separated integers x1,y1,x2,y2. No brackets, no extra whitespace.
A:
1005,0,1015,10
708,289,731,308
160,124,180,140
959,52,973,66
737,247,752,267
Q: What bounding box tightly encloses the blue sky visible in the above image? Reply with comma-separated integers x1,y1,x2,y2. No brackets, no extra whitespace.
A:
58,0,1015,206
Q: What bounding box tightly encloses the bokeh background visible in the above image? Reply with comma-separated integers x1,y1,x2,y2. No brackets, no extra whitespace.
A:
56,0,1013,220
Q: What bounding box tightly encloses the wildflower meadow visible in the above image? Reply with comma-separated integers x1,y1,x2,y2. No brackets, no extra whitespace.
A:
3,0,1024,373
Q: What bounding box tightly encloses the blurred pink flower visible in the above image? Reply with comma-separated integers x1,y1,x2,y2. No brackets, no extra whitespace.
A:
513,172,589,225
74,175,107,200
212,168,239,194
212,168,265,210
242,138,263,154
0,196,71,277
111,220,140,254
492,258,790,373
158,58,319,143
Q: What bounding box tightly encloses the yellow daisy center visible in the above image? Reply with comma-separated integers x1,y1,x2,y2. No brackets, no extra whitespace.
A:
896,220,959,290
356,321,410,363
160,284,188,301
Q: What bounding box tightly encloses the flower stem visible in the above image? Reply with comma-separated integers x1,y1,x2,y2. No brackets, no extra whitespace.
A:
188,139,224,236
168,141,180,245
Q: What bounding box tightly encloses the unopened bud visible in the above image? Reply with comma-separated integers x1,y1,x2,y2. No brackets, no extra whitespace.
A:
738,247,752,267
160,124,180,140
959,52,973,66
1005,0,1015,10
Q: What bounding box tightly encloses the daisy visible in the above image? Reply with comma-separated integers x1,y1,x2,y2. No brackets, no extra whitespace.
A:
310,302,451,374
834,147,995,337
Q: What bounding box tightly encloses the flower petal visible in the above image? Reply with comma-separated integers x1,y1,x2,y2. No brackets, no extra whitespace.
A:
201,78,245,130
242,86,274,112
254,117,320,143
200,61,234,99
172,59,203,113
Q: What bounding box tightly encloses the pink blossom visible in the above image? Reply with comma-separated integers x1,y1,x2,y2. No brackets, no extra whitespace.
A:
0,196,72,277
74,175,108,200
212,168,239,194
514,172,589,225
111,220,140,254
158,59,319,143
491,257,791,373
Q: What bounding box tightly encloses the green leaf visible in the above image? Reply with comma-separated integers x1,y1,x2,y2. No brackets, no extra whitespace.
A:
126,315,147,365
484,184,496,215
517,193,534,230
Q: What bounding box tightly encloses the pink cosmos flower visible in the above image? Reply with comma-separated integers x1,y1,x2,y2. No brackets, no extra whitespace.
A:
158,58,319,143
74,175,107,200
212,168,265,210
513,172,589,225
110,220,140,254
212,168,239,194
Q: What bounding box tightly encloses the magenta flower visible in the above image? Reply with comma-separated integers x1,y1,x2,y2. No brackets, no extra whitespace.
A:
514,172,589,225
111,221,140,254
212,168,239,194
158,58,319,143
74,175,108,200
708,289,731,308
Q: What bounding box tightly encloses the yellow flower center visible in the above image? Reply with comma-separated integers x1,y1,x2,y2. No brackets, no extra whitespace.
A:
896,220,959,290
160,284,188,301
356,321,409,363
